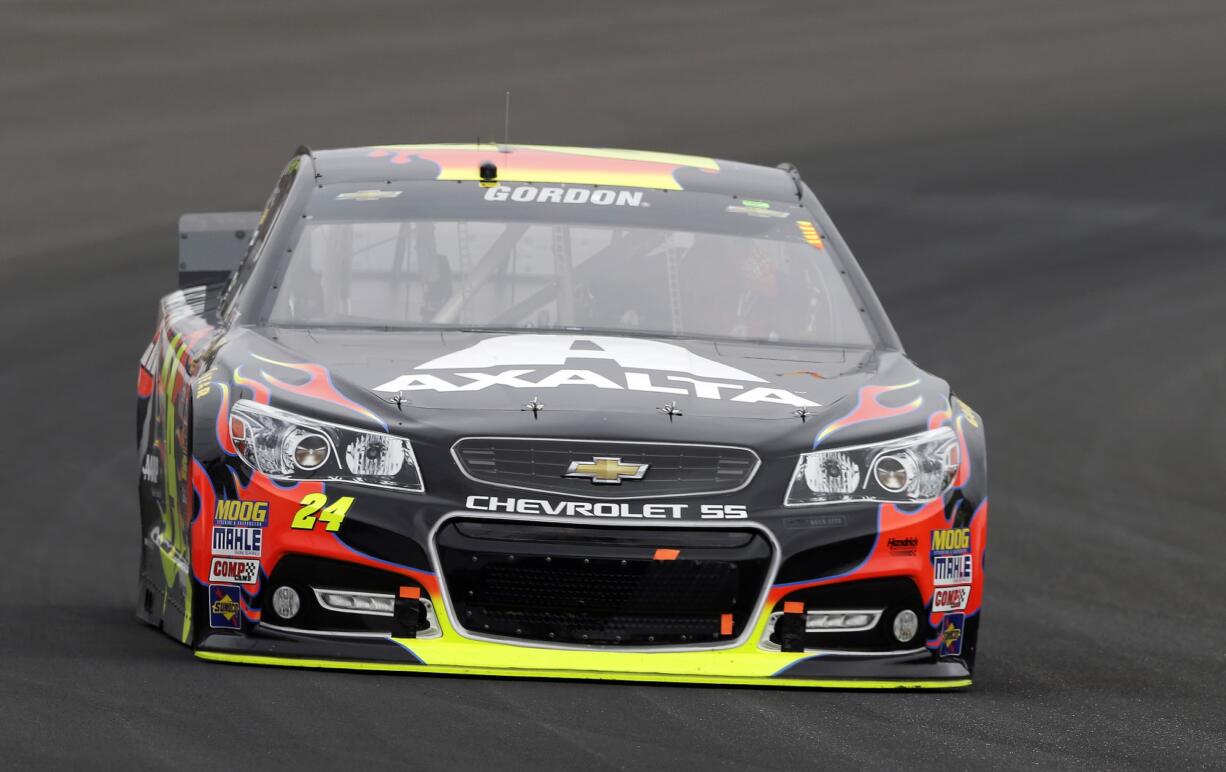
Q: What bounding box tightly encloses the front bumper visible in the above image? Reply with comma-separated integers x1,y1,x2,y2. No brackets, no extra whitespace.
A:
193,505,982,689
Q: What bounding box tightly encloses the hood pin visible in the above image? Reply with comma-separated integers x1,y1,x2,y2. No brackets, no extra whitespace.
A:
379,390,408,412
657,401,683,420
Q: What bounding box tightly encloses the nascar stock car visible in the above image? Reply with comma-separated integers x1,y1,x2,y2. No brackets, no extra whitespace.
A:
136,143,987,689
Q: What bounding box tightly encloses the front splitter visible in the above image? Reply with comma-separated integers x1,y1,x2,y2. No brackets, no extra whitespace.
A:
196,628,972,689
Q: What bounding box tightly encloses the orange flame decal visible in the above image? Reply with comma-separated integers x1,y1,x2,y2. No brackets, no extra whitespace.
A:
814,380,923,447
250,355,381,425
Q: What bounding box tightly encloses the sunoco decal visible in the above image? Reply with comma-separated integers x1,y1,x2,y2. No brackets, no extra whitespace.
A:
374,335,819,408
939,613,965,656
209,585,242,629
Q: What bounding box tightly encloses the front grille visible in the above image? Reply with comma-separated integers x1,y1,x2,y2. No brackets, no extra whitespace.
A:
452,438,759,499
437,519,772,646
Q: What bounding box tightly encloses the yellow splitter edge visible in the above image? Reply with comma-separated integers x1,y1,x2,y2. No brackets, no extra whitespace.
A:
196,650,971,690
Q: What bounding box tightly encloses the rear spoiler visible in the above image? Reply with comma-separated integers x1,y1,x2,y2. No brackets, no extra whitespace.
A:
178,211,261,289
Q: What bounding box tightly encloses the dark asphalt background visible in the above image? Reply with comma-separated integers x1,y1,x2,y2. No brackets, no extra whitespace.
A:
2,1,1224,768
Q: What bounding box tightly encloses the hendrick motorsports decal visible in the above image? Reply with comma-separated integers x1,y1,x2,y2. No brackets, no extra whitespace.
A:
209,557,260,584
374,335,819,408
465,495,747,519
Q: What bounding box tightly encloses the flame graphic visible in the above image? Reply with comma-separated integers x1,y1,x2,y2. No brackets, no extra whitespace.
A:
813,380,923,447
233,366,270,404
213,382,235,455
250,355,382,426
137,368,154,399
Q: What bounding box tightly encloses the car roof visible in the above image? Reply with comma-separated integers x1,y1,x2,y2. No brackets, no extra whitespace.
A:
311,144,802,203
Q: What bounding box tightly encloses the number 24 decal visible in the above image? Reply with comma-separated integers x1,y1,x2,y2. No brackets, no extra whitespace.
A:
291,494,353,532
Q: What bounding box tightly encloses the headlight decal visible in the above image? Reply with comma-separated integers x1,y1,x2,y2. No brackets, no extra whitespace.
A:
786,426,960,506
228,399,423,492
813,380,923,448
927,401,974,490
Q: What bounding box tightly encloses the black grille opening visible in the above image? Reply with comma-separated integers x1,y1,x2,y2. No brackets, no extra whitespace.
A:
453,438,759,499
437,519,772,646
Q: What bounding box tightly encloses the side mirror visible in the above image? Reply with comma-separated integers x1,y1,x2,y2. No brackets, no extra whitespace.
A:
178,211,261,289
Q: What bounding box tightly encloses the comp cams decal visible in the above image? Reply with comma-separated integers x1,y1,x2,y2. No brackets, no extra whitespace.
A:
374,335,819,408
465,495,747,520
932,585,971,613
209,557,260,584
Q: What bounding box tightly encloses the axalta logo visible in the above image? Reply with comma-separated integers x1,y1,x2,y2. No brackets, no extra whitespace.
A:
484,185,646,207
373,335,819,408
214,500,269,528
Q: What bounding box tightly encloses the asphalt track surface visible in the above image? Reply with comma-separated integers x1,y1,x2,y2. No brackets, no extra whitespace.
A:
2,1,1225,768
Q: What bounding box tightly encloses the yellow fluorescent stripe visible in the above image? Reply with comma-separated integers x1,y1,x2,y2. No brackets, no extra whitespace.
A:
194,651,970,690
371,144,720,171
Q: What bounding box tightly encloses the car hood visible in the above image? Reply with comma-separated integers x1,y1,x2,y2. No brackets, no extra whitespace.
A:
228,328,946,433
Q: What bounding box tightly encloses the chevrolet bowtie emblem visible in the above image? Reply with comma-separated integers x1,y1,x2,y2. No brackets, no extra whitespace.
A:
564,457,649,484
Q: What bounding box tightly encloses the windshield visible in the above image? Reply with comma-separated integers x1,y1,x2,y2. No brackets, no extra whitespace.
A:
265,184,875,348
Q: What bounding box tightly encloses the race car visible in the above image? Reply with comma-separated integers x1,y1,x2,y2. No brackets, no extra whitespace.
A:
136,143,987,689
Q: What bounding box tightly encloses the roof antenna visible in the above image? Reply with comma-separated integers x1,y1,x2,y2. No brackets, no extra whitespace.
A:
500,91,511,153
